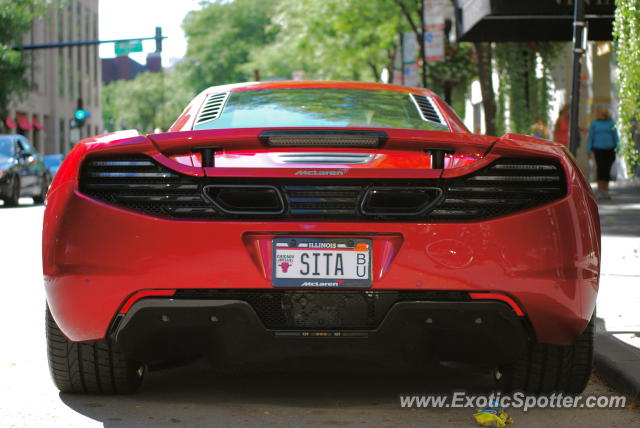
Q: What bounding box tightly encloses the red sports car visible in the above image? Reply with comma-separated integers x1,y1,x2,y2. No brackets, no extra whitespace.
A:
43,81,599,394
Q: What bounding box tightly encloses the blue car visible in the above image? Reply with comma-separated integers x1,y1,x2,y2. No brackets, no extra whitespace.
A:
43,154,64,179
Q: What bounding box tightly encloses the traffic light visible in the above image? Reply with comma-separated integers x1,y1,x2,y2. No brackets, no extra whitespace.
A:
74,109,89,126
71,98,91,128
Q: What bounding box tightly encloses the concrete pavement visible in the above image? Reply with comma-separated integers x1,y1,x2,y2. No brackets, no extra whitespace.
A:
593,180,640,401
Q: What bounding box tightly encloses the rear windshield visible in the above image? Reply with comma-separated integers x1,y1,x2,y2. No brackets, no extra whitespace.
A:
193,88,449,131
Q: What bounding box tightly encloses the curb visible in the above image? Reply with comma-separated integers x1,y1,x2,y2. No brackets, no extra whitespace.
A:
594,318,640,402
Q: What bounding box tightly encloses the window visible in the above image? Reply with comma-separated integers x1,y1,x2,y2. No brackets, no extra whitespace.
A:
57,8,63,42
17,137,34,154
76,3,82,77
59,119,66,152
67,50,74,99
194,88,450,132
85,8,90,74
93,14,99,84
0,138,16,158
58,52,64,97
67,2,73,41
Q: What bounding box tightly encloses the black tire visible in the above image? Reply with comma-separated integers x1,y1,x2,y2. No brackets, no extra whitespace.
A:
46,305,144,394
4,175,20,207
33,175,49,204
496,314,594,394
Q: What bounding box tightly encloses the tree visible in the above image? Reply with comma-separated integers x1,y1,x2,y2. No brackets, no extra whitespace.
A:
392,0,427,87
182,0,279,93
474,42,497,136
494,42,562,135
102,70,194,133
0,0,48,115
613,0,640,172
245,0,403,82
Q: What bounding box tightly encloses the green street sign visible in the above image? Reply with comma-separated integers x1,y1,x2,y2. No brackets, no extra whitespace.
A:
114,40,143,55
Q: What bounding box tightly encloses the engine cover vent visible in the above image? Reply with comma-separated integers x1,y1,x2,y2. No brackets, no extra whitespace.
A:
411,94,443,125
195,92,229,125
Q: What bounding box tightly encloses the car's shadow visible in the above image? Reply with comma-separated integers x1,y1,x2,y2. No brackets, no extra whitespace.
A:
59,358,496,427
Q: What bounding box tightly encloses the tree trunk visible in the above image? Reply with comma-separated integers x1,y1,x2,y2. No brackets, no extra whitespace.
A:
443,83,453,105
393,0,428,87
368,62,380,82
474,41,497,136
418,1,428,88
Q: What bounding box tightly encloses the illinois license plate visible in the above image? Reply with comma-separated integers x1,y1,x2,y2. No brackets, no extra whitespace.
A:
272,237,372,288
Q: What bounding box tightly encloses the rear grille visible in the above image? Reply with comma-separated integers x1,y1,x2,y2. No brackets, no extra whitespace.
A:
79,156,566,221
80,157,216,218
432,159,566,220
284,185,362,217
172,289,470,330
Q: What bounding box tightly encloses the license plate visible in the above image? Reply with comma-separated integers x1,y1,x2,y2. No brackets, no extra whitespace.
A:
272,237,372,288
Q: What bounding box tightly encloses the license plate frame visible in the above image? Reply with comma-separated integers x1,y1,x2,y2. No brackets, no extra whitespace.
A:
271,237,373,288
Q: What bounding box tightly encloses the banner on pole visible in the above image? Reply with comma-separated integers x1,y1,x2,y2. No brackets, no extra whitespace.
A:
402,32,420,87
424,0,445,62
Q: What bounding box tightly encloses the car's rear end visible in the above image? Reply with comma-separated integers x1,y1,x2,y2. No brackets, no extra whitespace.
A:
43,82,600,394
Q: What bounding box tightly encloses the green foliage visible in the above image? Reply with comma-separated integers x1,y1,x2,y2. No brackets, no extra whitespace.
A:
613,0,640,172
245,0,404,82
182,0,279,92
0,0,49,115
427,43,476,96
494,42,562,135
102,71,194,133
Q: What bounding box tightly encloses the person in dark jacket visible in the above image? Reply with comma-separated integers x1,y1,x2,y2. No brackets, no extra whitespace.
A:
587,106,619,200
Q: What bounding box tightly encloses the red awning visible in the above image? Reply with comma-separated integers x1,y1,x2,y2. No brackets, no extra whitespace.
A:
16,113,32,131
4,117,16,129
32,116,45,130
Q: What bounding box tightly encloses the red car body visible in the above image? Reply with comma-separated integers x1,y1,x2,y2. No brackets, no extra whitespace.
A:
43,81,600,393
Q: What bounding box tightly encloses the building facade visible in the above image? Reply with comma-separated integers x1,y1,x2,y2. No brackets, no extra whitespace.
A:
102,52,163,85
1,0,102,155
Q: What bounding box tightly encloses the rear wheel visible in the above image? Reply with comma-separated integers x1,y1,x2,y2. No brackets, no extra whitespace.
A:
496,314,594,394
46,305,144,394
32,175,49,204
3,175,20,207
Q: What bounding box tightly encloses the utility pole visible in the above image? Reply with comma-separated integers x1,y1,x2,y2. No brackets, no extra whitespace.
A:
569,0,586,156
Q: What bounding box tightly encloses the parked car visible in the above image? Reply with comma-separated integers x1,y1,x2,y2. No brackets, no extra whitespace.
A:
0,134,49,206
43,81,600,394
42,154,64,179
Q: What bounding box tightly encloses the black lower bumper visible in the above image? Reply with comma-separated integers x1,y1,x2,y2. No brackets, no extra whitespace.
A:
111,295,530,367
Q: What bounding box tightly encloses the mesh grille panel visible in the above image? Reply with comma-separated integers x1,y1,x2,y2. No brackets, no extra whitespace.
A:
80,155,566,221
172,289,471,330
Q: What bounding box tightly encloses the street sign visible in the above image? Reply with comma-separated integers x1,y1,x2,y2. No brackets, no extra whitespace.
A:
114,40,143,56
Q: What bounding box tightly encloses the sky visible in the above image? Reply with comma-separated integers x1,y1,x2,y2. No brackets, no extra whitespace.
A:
99,0,203,67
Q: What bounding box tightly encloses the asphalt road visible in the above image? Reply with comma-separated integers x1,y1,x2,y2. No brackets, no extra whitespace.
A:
0,201,638,428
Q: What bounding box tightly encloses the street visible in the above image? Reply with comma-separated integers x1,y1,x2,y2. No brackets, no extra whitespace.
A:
0,196,638,428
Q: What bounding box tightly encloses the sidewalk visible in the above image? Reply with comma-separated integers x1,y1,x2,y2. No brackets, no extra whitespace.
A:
592,179,640,401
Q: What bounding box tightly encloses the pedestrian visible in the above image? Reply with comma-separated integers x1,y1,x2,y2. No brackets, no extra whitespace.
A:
553,105,570,147
587,106,619,200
